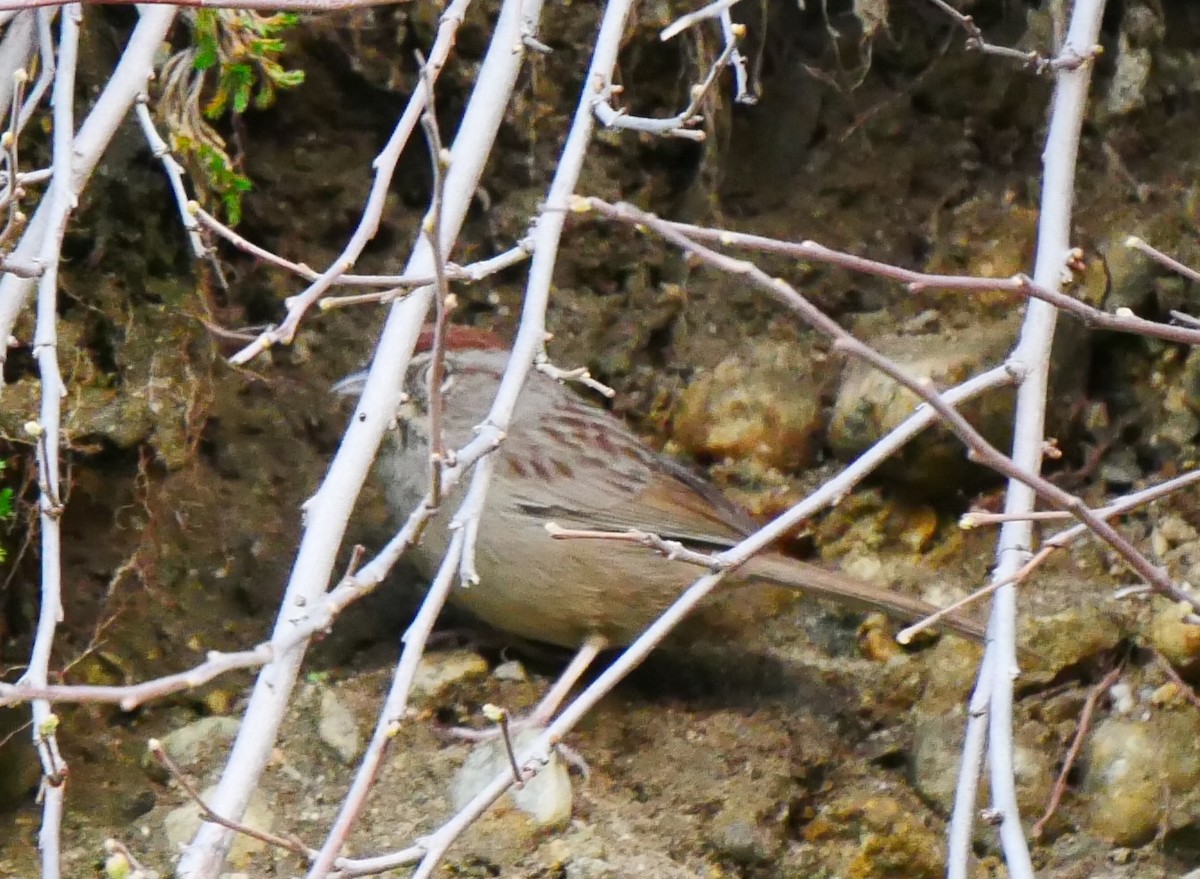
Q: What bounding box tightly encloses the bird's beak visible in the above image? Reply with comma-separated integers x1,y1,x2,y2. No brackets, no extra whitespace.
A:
331,371,368,399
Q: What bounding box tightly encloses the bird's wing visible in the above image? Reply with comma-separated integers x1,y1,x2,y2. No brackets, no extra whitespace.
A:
497,403,753,550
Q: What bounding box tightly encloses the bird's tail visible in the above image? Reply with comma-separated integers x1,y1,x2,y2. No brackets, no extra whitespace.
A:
739,555,988,643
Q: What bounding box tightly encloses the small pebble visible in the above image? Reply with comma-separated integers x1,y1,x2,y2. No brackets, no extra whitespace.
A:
565,857,616,879
452,727,572,826
493,659,528,682
1109,681,1135,715
318,689,362,764
412,649,489,697
153,716,240,769
1146,599,1200,667
164,785,273,866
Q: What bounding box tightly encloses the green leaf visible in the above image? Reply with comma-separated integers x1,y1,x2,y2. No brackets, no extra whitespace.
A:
253,84,276,111
195,9,218,39
249,37,285,55
222,192,243,225
232,80,252,114
272,69,305,88
193,40,218,71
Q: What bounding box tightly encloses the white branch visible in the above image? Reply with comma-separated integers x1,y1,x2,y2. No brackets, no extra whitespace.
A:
175,2,542,875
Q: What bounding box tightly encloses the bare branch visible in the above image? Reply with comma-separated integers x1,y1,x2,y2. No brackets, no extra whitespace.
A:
150,739,315,858
584,196,1192,613
20,8,82,874
227,0,468,365
418,55,453,516
634,220,1200,348
898,469,1200,640
0,7,178,379
1126,235,1200,286
178,2,537,873
0,0,407,10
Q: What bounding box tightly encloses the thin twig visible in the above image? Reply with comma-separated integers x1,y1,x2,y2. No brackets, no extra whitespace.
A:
1126,235,1200,286
418,53,452,513
921,0,1093,71
22,9,81,875
1150,649,1200,712
630,217,1200,348
719,4,755,104
132,95,206,258
192,204,532,294
534,353,615,397
583,196,1196,614
482,704,525,787
901,469,1200,642
227,0,467,365
150,739,314,857
1031,663,1123,839
660,0,737,42
592,28,735,140
545,522,727,570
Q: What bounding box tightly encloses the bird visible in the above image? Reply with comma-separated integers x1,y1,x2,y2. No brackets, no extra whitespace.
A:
338,332,984,660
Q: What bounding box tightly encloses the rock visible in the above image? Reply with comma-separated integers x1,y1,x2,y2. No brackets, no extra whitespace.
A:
1103,1,1163,117
451,727,572,827
492,659,528,682
565,857,617,879
808,790,946,878
543,826,611,877
915,638,981,717
318,689,361,764
828,317,1020,493
1020,602,1123,685
1157,343,1200,453
706,819,774,867
672,342,833,474
154,716,240,769
911,710,1054,820
163,785,274,867
1145,599,1200,669
1099,446,1142,489
1082,711,1200,845
909,710,966,814
1152,514,1200,555
412,649,489,698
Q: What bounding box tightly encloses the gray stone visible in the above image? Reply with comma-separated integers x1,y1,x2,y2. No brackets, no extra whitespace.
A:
412,649,489,697
163,786,273,868
157,717,240,767
318,689,362,764
452,727,572,826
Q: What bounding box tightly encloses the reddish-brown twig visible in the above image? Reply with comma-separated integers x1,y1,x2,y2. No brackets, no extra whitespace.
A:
1031,662,1123,839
